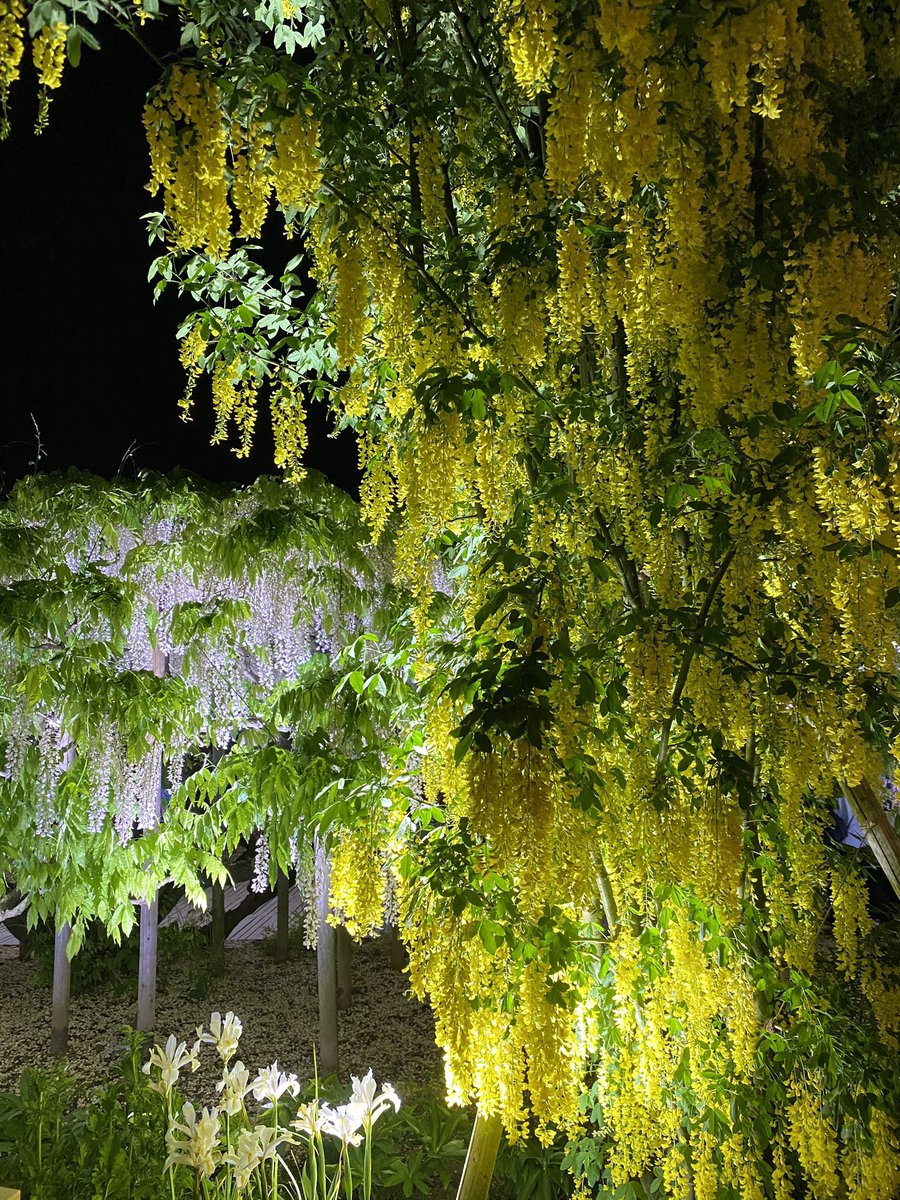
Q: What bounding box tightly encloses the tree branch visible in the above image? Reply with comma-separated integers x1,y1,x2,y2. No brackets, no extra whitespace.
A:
0,894,28,923
449,0,531,167
657,549,736,767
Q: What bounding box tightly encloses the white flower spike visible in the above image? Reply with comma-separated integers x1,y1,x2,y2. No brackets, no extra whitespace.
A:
320,1102,365,1147
215,1060,251,1116
164,1102,221,1178
250,1062,300,1108
142,1033,200,1095
195,1010,243,1064
292,1098,328,1138
349,1069,401,1128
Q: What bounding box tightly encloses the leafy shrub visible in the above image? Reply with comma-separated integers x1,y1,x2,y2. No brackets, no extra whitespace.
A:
32,920,210,998
494,1132,573,1200
0,1031,169,1200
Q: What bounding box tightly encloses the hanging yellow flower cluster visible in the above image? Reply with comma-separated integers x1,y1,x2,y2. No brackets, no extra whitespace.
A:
270,379,309,480
0,0,25,136
210,360,258,457
113,0,900,1186
144,67,232,259
145,79,321,257
500,0,557,97
31,20,65,131
328,826,386,939
297,0,900,1180
271,110,321,221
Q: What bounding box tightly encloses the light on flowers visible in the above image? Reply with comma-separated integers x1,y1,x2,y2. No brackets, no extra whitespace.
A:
320,1102,365,1147
292,1097,328,1138
165,1102,222,1178
142,1033,200,1095
349,1069,401,1128
222,1128,262,1192
195,1010,243,1064
250,1061,300,1108
222,1125,287,1191
215,1060,251,1116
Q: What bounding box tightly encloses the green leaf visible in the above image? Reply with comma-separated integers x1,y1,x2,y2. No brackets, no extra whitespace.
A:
477,919,506,954
576,669,596,706
66,24,82,67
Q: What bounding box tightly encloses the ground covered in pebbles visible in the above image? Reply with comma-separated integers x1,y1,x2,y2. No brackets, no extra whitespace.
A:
0,938,444,1104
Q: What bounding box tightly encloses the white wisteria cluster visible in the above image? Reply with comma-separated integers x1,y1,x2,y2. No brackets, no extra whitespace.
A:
0,472,410,949
33,715,68,839
251,831,271,895
298,854,320,951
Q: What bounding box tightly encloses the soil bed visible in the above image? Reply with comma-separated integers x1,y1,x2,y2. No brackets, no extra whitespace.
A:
0,938,443,1104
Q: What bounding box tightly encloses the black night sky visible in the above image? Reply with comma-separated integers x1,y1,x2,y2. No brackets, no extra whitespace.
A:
0,22,360,496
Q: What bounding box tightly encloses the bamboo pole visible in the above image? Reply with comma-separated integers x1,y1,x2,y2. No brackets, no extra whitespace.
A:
50,921,71,1056
845,777,900,901
315,839,339,1076
137,644,165,1032
456,1109,503,1200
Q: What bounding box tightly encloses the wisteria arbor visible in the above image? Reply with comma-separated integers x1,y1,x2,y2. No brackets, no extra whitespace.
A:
0,471,419,1047
4,1,900,1199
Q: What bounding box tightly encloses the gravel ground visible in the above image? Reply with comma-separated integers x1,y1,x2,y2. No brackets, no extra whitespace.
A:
0,938,444,1104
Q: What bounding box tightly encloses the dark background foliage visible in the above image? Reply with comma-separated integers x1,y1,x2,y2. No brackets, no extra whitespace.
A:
0,24,359,494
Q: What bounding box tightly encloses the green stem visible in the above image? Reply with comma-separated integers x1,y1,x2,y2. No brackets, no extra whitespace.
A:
273,1098,279,1198
342,1143,353,1200
363,1127,372,1200
167,1097,177,1200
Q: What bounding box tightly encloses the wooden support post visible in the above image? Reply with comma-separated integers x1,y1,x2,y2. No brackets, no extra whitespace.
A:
137,891,159,1032
315,839,339,1076
846,777,900,900
384,920,407,970
0,1186,22,1200
456,1109,503,1200
210,879,226,976
50,921,71,1056
336,924,352,1011
50,737,77,1054
275,870,290,963
137,644,165,1033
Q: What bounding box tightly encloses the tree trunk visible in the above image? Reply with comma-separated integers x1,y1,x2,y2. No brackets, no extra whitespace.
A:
210,879,226,976
275,870,290,963
456,1109,503,1200
50,922,71,1056
846,777,900,900
336,924,352,1010
137,894,159,1032
383,920,407,969
137,643,165,1032
316,840,339,1076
